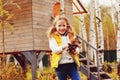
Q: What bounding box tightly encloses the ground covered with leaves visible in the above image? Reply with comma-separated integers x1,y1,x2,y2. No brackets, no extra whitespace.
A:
0,62,119,80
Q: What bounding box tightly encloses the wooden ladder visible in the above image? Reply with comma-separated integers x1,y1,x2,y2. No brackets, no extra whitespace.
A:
76,35,112,80
79,53,112,80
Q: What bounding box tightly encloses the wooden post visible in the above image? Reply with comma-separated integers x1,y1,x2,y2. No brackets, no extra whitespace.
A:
22,51,45,80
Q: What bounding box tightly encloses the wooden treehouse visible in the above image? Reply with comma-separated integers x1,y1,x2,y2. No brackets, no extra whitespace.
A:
0,0,112,80
0,0,73,80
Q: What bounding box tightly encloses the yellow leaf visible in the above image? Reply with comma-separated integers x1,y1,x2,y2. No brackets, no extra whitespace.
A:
3,10,10,17
26,72,32,80
6,14,14,20
0,9,3,17
0,22,3,31
10,2,21,9
0,0,3,17
5,22,15,30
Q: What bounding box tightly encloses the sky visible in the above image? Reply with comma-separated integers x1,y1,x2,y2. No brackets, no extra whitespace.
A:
81,0,117,7
73,0,119,14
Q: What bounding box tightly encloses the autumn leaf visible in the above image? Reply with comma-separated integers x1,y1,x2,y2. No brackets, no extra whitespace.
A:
0,0,3,17
4,21,15,30
6,14,14,20
0,22,3,31
3,0,21,9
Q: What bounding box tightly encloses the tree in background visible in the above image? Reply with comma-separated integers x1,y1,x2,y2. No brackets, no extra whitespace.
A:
73,0,118,63
117,0,120,62
89,0,97,64
95,0,104,64
0,0,20,64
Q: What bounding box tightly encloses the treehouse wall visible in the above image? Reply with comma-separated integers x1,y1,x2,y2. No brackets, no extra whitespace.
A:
0,0,73,53
0,0,33,53
32,0,73,51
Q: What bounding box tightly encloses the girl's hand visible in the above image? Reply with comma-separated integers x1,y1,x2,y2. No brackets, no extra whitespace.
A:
62,45,68,50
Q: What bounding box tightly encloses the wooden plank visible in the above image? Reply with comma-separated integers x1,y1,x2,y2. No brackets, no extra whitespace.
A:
0,44,33,53
3,31,33,39
4,36,33,44
5,42,33,48
34,46,50,51
2,28,32,36
2,39,33,45
32,0,53,51
0,41,33,47
32,0,55,6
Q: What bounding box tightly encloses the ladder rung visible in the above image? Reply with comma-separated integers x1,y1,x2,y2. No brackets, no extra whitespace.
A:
92,71,105,75
89,64,97,67
102,79,113,80
79,58,87,61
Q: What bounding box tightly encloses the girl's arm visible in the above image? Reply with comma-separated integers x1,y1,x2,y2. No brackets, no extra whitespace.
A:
75,47,80,54
49,38,63,53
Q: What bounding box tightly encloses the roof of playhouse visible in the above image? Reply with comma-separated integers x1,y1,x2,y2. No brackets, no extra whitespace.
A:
72,0,87,14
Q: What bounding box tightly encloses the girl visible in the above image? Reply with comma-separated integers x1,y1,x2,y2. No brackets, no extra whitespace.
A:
47,15,81,80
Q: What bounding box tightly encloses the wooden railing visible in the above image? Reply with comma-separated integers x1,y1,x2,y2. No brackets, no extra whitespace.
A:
76,35,101,80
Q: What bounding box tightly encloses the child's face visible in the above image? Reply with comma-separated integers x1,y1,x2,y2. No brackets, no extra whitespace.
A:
56,19,67,35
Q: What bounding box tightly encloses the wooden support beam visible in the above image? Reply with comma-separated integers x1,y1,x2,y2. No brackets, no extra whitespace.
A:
22,51,45,80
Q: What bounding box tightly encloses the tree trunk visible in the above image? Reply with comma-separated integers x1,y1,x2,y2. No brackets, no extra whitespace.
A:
89,0,97,64
95,0,104,64
117,0,120,62
60,0,65,14
79,15,87,51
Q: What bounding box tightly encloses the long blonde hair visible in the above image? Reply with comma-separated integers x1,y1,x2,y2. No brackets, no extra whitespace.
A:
47,15,74,39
